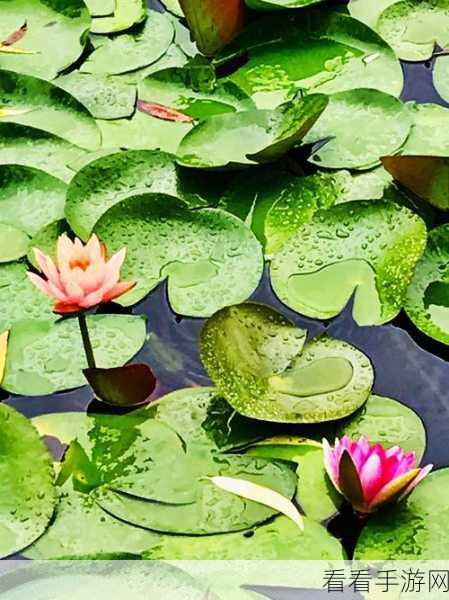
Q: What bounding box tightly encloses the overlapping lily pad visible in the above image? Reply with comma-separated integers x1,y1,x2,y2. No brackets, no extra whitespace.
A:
85,0,115,17
306,89,412,170
401,103,449,155
146,515,345,559
0,224,29,263
247,438,342,522
1,315,147,396
355,469,449,560
270,201,427,325
0,123,83,182
81,12,174,75
0,404,56,558
0,165,66,236
377,0,449,62
138,64,255,119
405,224,449,345
0,70,100,150
434,56,449,104
219,11,403,108
337,395,427,463
200,303,373,423
94,193,264,315
0,0,91,80
146,387,272,452
0,261,54,332
56,72,137,120
90,0,147,34
65,151,187,240
177,93,328,168
93,453,296,534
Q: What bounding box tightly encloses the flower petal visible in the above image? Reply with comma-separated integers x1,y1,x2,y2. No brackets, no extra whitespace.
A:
369,468,421,510
338,450,365,511
102,280,136,302
398,464,433,502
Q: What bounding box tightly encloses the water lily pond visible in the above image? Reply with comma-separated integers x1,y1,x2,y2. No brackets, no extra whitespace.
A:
2,0,449,595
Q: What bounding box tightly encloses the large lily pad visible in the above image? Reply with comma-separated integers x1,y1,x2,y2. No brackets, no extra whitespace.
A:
24,486,159,560
0,224,29,263
177,93,328,168
405,224,449,345
270,201,427,326
146,387,272,452
0,123,83,182
56,72,137,120
81,12,174,75
0,261,54,332
0,0,90,80
146,515,345,559
377,0,449,62
247,438,342,522
90,0,147,34
200,303,373,423
220,10,403,108
0,404,56,558
337,394,427,463
0,70,100,150
117,42,189,84
138,64,255,120
65,151,185,240
2,315,147,396
93,454,296,535
401,103,449,155
354,469,449,560
94,193,264,316
306,89,412,170
0,165,66,236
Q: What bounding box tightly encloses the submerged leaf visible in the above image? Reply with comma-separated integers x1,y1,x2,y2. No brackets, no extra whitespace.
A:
210,476,304,530
83,364,157,407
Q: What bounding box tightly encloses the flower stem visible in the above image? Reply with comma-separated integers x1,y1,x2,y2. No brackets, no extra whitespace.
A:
78,313,96,369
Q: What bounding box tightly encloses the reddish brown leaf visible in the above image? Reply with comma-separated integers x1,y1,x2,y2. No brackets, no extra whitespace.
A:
2,23,27,46
179,0,245,55
382,155,449,210
137,100,194,123
83,363,157,407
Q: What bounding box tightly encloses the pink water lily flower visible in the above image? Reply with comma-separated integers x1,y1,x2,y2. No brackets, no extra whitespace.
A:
27,234,135,314
323,435,433,514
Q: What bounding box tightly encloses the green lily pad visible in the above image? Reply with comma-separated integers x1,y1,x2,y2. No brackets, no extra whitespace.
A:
177,93,328,168
146,387,272,452
117,42,189,84
220,11,403,108
0,404,56,558
0,165,66,236
85,0,115,17
65,151,186,240
200,303,373,423
306,89,412,170
2,314,147,396
24,486,159,560
401,103,449,155
81,12,174,75
0,261,55,332
247,438,342,522
32,412,91,446
433,56,449,104
377,0,449,62
0,123,83,182
245,0,327,9
354,469,449,560
94,193,264,315
405,223,449,345
348,0,398,29
0,224,29,263
138,65,255,120
146,515,344,559
0,0,90,80
93,454,296,534
97,109,192,154
56,72,137,120
337,395,427,463
270,201,427,326
90,0,147,34
0,70,100,150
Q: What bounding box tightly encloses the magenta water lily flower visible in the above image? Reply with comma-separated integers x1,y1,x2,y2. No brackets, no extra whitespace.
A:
27,234,135,314
323,436,433,514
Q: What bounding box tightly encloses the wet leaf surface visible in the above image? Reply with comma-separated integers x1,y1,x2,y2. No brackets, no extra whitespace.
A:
90,0,147,34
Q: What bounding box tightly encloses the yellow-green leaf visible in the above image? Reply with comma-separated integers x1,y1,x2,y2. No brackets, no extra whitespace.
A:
0,330,8,384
